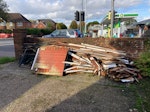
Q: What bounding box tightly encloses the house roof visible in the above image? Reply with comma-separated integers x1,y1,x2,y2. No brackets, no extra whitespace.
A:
136,19,150,25
7,13,31,23
38,19,56,25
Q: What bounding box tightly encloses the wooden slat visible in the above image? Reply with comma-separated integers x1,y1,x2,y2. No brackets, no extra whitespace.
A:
81,43,126,54
64,66,94,72
68,43,126,55
65,70,94,74
68,52,90,64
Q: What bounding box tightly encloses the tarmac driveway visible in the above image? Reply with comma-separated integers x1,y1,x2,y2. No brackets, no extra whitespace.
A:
0,62,136,112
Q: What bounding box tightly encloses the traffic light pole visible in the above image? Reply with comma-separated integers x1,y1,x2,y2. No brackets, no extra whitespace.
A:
80,11,82,32
85,0,87,35
80,0,83,33
111,0,114,37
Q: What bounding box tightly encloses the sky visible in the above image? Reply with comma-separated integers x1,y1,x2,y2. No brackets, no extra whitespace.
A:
4,0,150,26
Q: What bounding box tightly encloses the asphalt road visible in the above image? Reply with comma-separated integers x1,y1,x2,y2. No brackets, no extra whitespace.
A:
0,38,15,57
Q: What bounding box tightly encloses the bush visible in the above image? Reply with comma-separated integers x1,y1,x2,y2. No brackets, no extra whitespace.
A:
0,29,13,34
135,51,150,76
26,28,41,35
26,28,54,36
135,39,150,77
40,29,53,35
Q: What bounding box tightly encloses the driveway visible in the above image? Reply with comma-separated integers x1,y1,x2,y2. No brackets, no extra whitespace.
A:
0,62,135,112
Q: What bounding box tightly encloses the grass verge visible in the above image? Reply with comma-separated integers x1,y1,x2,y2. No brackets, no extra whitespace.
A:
0,57,16,64
127,78,150,112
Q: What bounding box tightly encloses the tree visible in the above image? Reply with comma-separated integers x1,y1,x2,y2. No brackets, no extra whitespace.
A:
86,21,99,32
47,22,52,29
56,23,67,29
69,20,78,29
78,21,85,33
87,21,99,29
0,0,9,21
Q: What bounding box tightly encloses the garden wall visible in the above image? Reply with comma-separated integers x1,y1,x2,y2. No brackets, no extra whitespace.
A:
13,29,150,59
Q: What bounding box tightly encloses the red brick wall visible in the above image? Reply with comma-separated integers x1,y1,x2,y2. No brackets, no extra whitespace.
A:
36,22,46,29
13,29,150,60
0,26,6,30
13,29,27,59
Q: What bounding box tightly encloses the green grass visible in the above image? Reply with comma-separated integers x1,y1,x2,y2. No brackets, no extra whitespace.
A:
135,51,150,77
132,50,150,111
0,57,16,64
127,78,150,112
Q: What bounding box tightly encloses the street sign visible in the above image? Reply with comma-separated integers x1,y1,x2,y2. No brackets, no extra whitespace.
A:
115,13,138,18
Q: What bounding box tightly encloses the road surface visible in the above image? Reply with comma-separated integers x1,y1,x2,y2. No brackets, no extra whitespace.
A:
0,38,15,57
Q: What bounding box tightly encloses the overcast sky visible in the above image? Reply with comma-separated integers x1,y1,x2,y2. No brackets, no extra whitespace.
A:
5,0,150,26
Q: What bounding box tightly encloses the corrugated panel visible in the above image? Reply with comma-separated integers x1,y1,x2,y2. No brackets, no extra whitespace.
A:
34,45,68,76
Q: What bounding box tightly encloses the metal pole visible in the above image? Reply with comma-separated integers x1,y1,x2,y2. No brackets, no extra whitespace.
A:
85,0,87,36
80,11,82,32
80,0,83,32
111,0,114,37
82,0,83,11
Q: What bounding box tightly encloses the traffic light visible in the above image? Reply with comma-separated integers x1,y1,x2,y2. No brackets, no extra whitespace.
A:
81,11,85,21
107,10,117,20
113,10,117,20
75,11,79,21
108,11,111,20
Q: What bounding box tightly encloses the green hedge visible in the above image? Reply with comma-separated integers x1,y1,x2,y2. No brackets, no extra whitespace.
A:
26,28,54,36
135,39,150,77
0,29,13,34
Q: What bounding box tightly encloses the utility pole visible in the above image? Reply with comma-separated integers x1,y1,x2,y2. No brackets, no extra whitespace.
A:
85,0,87,35
82,0,84,11
111,0,115,37
80,0,84,32
80,0,84,33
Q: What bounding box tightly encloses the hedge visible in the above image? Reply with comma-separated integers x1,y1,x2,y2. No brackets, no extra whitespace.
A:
26,28,54,36
0,29,13,34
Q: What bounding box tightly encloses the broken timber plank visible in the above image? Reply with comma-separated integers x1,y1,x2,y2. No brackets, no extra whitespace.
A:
63,61,81,66
68,52,91,64
31,48,40,70
65,70,94,74
124,69,138,76
64,66,94,72
80,43,126,55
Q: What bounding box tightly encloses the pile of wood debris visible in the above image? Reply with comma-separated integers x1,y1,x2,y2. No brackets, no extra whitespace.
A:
59,43,141,83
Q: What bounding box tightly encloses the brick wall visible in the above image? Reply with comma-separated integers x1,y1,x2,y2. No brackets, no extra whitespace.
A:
13,29,27,59
13,29,150,60
0,26,6,30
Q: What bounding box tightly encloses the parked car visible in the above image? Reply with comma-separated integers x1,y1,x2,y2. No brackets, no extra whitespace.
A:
84,32,92,37
42,29,81,38
74,29,83,37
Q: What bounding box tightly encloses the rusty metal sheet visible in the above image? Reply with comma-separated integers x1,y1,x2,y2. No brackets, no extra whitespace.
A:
34,45,68,76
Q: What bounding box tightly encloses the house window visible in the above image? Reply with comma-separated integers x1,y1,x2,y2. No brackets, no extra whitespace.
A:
17,22,23,26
